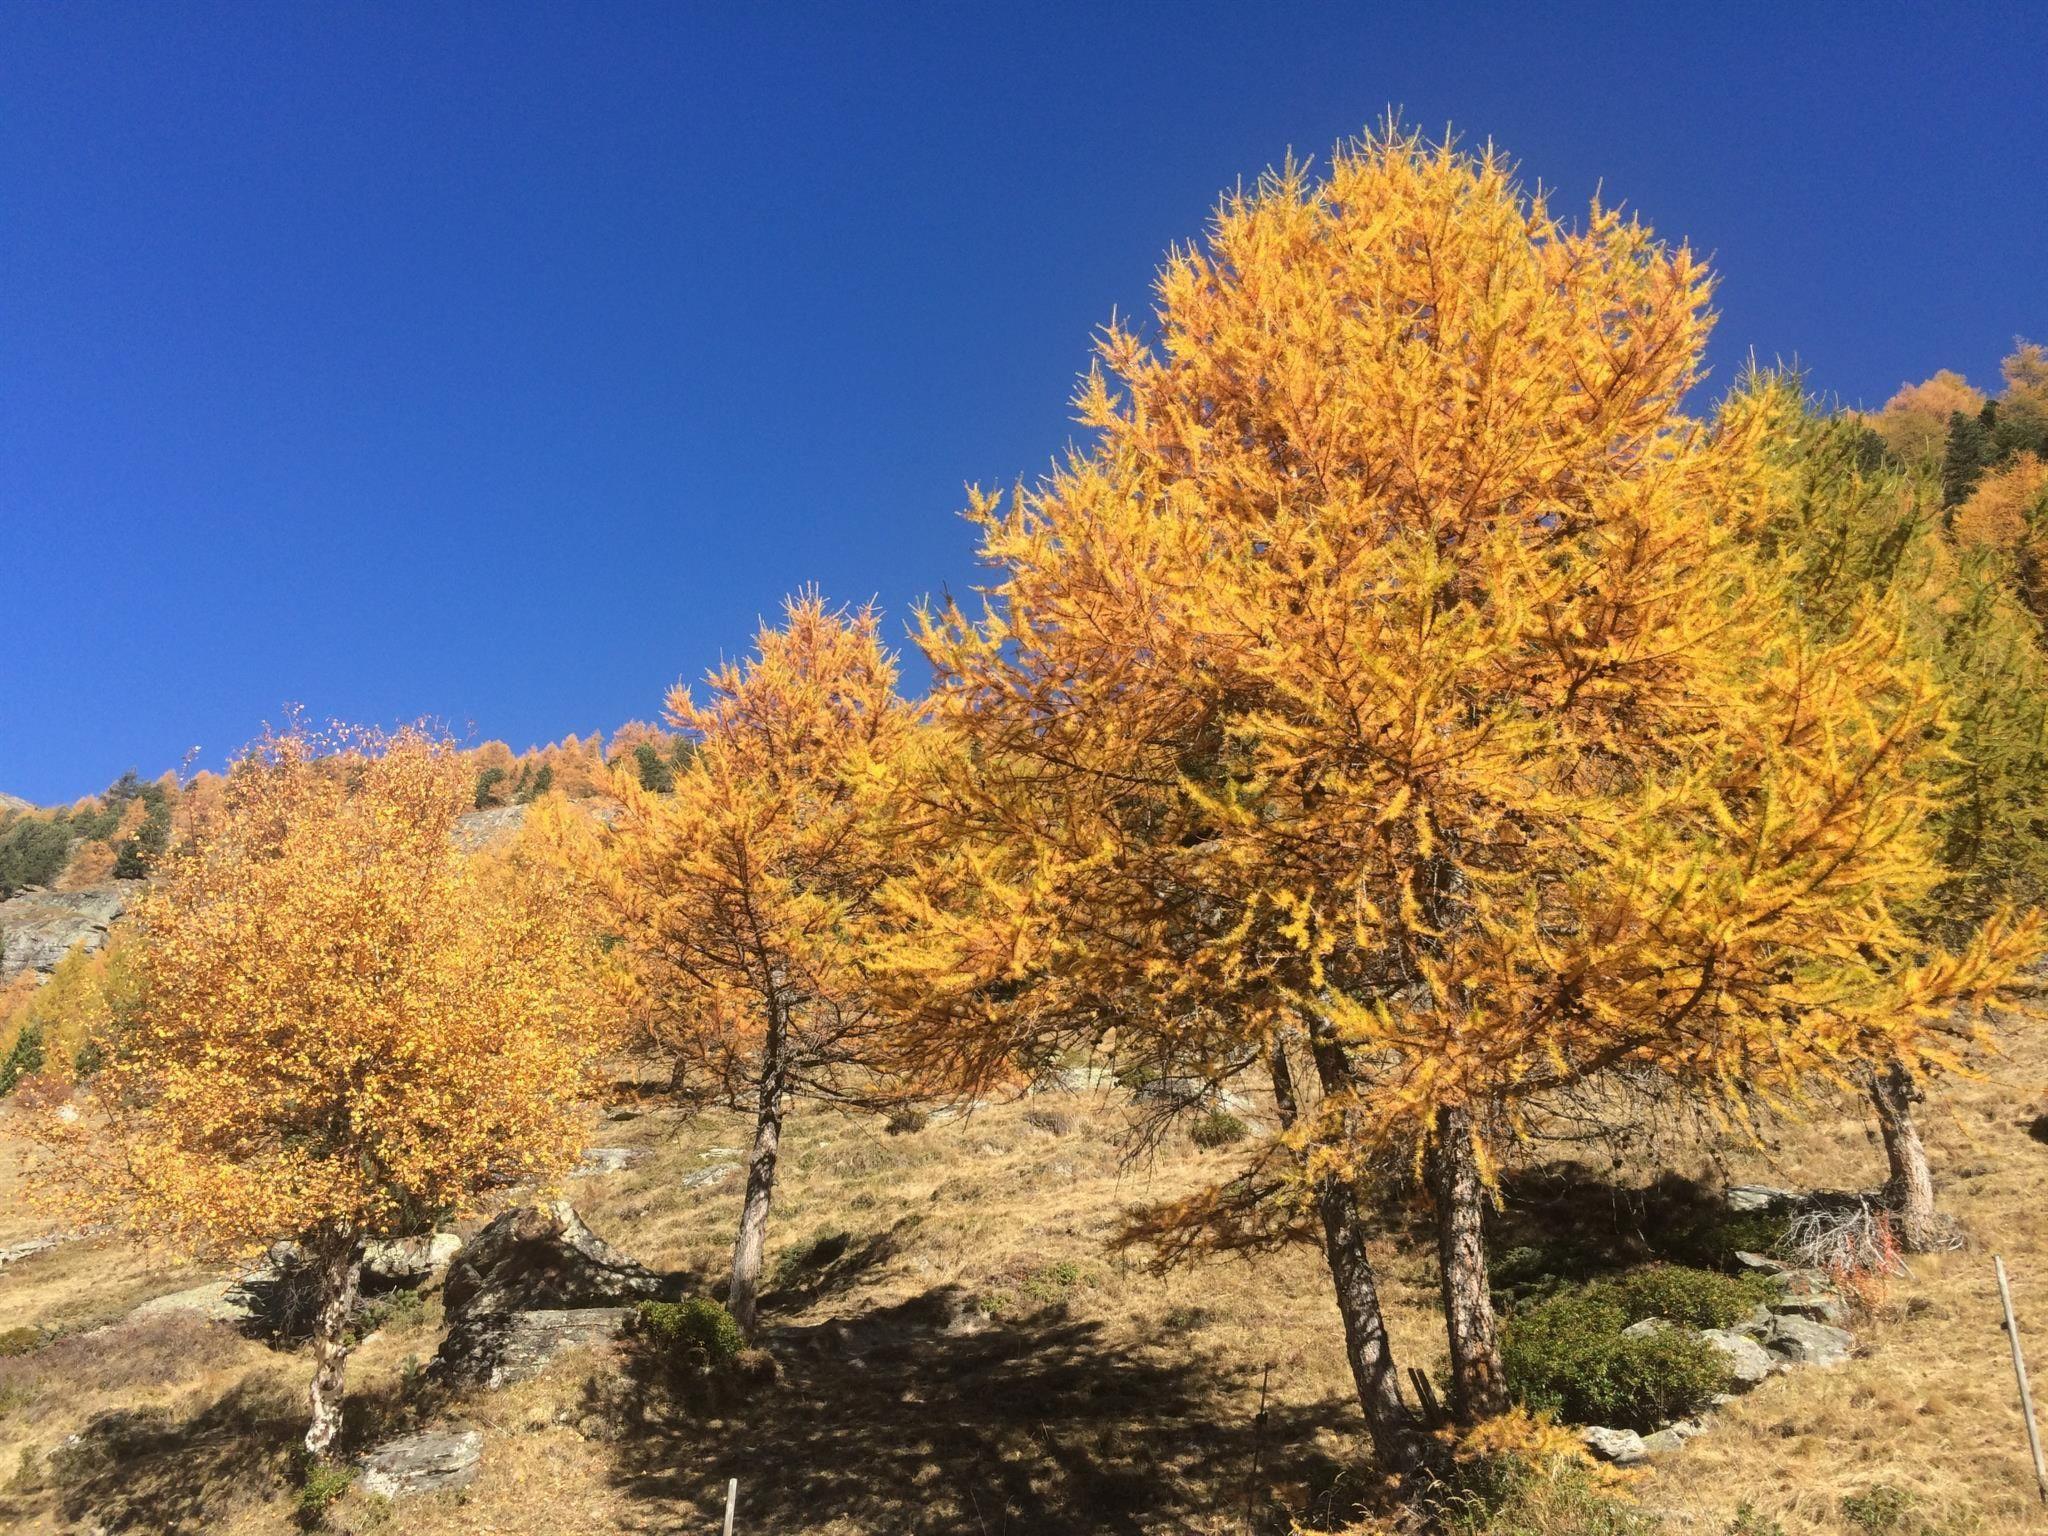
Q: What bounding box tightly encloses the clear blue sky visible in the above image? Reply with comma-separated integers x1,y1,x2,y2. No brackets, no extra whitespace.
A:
5,4,2044,805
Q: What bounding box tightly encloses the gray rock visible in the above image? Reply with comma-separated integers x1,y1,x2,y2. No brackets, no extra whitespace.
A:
0,882,137,982
1735,1302,1775,1336
1765,1314,1855,1367
442,1201,675,1317
1579,1425,1648,1464
571,1147,650,1177
356,1428,483,1499
1734,1250,1786,1271
1621,1316,1674,1338
1699,1327,1778,1386
682,1163,738,1190
1725,1185,1797,1213
130,1278,265,1326
1769,1270,1849,1326
438,1307,630,1389
1640,1427,1687,1455
363,1233,463,1285
451,804,527,852
0,1232,79,1268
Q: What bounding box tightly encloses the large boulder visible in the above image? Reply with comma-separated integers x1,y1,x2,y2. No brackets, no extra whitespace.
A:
438,1307,632,1389
356,1428,483,1499
442,1201,674,1316
435,1202,679,1389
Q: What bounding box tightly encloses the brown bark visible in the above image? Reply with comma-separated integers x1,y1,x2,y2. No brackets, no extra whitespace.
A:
1426,1105,1506,1422
1283,1034,1429,1480
1869,1057,1940,1250
303,1228,363,1458
727,998,790,1339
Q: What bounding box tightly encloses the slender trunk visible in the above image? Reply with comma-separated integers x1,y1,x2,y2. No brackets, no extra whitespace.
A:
1427,1105,1506,1423
1869,1058,1939,1250
304,1228,363,1458
1280,1033,1429,1481
727,1000,790,1339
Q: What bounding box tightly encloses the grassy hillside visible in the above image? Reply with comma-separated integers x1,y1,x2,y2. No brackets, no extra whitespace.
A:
2,1027,2046,1536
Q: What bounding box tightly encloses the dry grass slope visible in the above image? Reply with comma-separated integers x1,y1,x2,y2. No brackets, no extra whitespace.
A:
1,1031,2045,1535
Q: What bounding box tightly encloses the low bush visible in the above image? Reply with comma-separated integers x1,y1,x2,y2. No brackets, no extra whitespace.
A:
1501,1276,1734,1430
636,1297,742,1369
1190,1109,1248,1148
885,1107,928,1135
1591,1264,1771,1330
295,1456,353,1524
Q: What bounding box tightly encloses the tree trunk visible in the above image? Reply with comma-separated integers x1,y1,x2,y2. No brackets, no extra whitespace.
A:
1282,1035,1429,1481
727,1000,790,1339
1869,1058,1940,1250
304,1228,363,1458
1427,1105,1506,1423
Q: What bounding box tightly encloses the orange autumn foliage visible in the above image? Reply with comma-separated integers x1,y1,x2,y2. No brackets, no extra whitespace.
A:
38,725,607,1258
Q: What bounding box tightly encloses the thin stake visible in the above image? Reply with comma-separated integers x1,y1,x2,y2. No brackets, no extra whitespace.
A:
722,1476,738,1536
1995,1256,2048,1507
1241,1361,1273,1526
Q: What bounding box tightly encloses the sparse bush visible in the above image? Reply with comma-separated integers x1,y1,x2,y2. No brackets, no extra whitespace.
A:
1839,1485,1949,1536
1429,1414,1658,1534
1726,1506,1787,1536
0,1023,46,1096
0,1326,41,1357
1501,1279,1733,1430
636,1297,742,1369
885,1107,927,1134
296,1455,353,1523
1023,1106,1072,1135
1190,1109,1248,1148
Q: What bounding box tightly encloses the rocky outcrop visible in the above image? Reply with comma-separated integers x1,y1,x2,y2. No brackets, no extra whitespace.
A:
362,1232,463,1289
356,1428,483,1499
435,1202,681,1388
438,1307,633,1389
0,881,137,982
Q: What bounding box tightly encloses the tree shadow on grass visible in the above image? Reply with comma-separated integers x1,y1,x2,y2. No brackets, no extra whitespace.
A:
51,1375,300,1535
588,1285,1370,1535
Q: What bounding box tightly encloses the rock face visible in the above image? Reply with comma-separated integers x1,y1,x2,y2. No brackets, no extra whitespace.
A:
435,1202,680,1388
0,882,137,982
356,1428,483,1499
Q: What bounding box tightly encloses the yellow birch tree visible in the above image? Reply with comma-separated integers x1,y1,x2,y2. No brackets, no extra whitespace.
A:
37,725,605,1456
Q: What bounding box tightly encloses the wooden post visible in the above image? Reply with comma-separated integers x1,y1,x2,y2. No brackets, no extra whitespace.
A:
722,1477,738,1535
1995,1256,2048,1507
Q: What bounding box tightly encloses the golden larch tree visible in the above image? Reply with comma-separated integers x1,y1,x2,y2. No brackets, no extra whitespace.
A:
572,593,926,1337
884,128,2034,1471
39,725,605,1456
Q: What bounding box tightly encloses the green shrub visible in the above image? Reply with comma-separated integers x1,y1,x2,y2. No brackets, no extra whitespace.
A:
1726,1506,1787,1536
885,1107,928,1134
473,766,507,809
1591,1263,1771,1329
296,1456,353,1522
1190,1109,1248,1148
1501,1282,1733,1430
0,818,72,896
637,1297,742,1368
0,1025,46,1097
